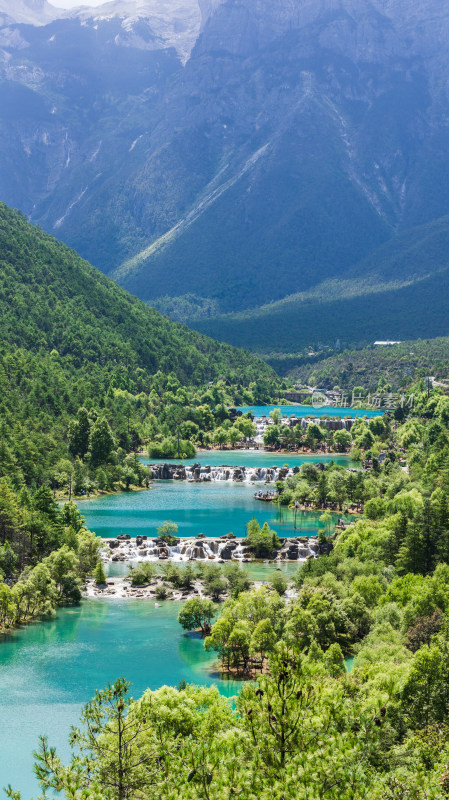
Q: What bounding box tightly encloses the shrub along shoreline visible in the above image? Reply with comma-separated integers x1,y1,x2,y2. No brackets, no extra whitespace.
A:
0,484,101,635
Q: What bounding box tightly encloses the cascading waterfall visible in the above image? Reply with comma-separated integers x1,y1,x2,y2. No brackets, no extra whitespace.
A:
148,463,298,483
106,533,321,564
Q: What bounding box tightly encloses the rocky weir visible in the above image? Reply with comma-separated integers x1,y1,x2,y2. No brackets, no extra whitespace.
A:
148,463,304,483
104,533,323,563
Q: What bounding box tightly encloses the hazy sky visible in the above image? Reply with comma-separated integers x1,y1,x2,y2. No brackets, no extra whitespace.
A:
51,0,106,7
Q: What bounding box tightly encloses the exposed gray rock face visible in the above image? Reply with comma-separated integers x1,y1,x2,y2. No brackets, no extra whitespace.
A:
198,0,225,28
72,0,203,61
219,542,238,559
194,0,405,60
0,0,204,59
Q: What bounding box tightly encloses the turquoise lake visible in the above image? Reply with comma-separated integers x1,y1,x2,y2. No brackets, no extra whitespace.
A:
0,562,300,795
237,405,384,418
79,476,352,540
107,559,302,581
81,452,356,541
0,600,241,797
141,449,355,468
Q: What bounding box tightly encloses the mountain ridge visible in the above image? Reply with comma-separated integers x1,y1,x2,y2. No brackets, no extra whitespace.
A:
1,0,449,351
0,0,206,59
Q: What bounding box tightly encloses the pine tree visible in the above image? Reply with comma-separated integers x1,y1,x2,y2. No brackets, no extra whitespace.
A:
387,511,408,565
324,643,346,677
68,408,91,459
413,500,438,575
397,519,426,575
94,559,107,586
89,418,115,468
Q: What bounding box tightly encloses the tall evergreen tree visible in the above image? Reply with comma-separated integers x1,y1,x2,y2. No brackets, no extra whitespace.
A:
89,418,115,468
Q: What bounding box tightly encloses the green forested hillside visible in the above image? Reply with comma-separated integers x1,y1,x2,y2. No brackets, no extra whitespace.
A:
189,214,449,353
343,214,449,284
291,338,449,391
0,203,277,636
0,204,268,384
0,203,274,489
193,263,449,353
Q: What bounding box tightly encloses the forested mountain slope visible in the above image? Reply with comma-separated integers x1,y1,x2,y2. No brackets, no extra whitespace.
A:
193,268,449,352
193,215,449,351
0,203,268,383
288,337,449,391
0,203,273,488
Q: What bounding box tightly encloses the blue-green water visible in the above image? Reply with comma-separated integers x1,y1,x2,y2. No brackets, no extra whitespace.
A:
141,450,355,468
0,600,240,796
107,559,302,581
82,453,356,540
79,481,350,540
238,405,384,418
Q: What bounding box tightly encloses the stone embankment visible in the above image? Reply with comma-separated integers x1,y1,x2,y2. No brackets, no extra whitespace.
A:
103,532,321,563
83,573,300,602
83,575,205,601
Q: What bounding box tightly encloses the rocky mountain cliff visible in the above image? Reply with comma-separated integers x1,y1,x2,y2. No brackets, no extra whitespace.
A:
1,0,449,348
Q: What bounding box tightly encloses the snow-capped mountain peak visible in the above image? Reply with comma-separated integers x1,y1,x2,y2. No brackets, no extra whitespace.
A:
0,0,59,26
71,1,202,60
0,0,211,61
